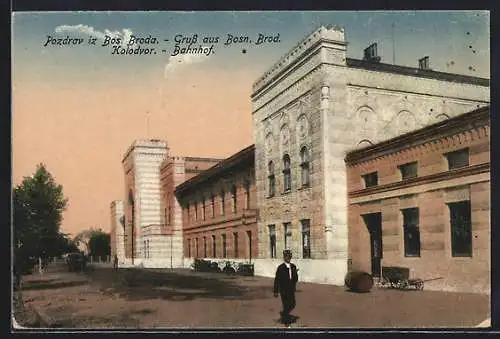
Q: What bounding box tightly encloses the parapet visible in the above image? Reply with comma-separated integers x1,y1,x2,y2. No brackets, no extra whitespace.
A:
252,25,346,94
122,139,169,163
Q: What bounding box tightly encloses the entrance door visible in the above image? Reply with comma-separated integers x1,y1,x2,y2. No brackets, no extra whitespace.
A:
362,213,382,278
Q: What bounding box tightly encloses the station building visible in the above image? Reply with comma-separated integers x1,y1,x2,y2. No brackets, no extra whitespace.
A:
251,26,489,286
174,145,258,265
112,139,222,267
345,106,490,293
110,26,490,293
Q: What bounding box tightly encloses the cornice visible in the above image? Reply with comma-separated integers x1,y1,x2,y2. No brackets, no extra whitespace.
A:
252,26,345,96
349,162,489,199
345,106,489,166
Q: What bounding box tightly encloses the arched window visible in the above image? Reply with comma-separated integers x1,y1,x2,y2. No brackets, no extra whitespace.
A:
244,181,251,209
202,197,206,220
220,191,225,215
283,154,291,192
300,146,310,187
210,193,215,218
268,161,276,197
231,185,237,213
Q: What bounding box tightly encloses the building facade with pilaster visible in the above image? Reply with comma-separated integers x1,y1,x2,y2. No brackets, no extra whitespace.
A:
251,26,489,285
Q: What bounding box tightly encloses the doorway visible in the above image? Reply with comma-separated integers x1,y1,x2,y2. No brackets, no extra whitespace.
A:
362,213,382,278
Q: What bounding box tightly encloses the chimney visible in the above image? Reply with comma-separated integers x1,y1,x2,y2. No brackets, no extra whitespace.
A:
363,43,381,62
418,56,430,70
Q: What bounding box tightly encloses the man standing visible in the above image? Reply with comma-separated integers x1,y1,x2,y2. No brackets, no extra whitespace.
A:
273,249,298,327
113,254,118,271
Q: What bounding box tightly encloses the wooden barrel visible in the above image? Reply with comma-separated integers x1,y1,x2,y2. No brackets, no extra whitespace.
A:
344,271,374,292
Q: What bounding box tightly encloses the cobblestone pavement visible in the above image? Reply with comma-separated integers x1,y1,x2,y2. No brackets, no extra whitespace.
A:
13,265,490,329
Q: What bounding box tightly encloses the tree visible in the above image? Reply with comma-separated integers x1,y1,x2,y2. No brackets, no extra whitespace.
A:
73,229,94,254
13,164,68,272
88,229,111,260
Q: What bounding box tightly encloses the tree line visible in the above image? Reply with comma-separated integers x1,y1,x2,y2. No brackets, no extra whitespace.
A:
13,164,111,279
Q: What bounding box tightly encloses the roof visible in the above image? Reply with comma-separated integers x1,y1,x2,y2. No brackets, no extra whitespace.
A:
344,105,490,165
346,58,490,87
175,144,255,196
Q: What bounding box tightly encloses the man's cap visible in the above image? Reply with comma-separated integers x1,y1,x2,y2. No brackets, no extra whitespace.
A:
283,249,292,256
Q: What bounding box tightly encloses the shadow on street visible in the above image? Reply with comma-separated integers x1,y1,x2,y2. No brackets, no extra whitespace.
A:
86,268,273,302
22,280,89,291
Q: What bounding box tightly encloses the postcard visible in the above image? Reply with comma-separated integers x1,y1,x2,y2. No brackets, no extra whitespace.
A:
12,10,491,330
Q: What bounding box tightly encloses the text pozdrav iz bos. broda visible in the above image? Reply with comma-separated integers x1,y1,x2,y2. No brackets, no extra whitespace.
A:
43,33,281,56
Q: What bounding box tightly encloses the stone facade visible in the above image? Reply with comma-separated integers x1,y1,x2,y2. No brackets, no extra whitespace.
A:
122,140,168,265
110,200,126,264
252,26,489,285
345,106,490,294
175,145,258,266
118,139,222,268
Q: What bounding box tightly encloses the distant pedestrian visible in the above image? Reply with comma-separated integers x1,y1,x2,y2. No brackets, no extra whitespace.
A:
273,249,298,327
113,254,118,271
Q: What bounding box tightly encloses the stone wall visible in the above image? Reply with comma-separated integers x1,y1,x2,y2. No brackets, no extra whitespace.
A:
110,200,125,263
122,140,168,262
252,25,489,287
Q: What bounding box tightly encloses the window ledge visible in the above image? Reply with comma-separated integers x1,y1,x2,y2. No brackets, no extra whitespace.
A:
298,185,311,191
281,190,292,196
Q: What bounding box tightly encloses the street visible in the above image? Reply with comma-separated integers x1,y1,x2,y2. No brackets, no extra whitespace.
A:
14,263,490,329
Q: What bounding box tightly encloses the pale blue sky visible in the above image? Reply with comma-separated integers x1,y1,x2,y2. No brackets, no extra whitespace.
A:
12,11,490,84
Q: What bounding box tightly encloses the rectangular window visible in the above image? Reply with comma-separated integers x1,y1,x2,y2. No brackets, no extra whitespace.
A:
301,219,311,259
446,148,470,170
269,225,277,258
362,172,378,188
220,193,225,215
402,208,420,257
232,187,237,213
195,238,199,258
449,201,472,257
195,203,198,221
284,222,292,250
203,236,207,258
222,234,227,258
245,185,250,209
233,232,239,258
212,235,216,257
202,200,206,220
268,175,276,197
188,239,191,258
247,231,252,260
399,162,418,180
211,196,215,218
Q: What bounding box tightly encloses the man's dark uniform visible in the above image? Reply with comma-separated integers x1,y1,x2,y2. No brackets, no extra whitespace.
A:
273,250,298,325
